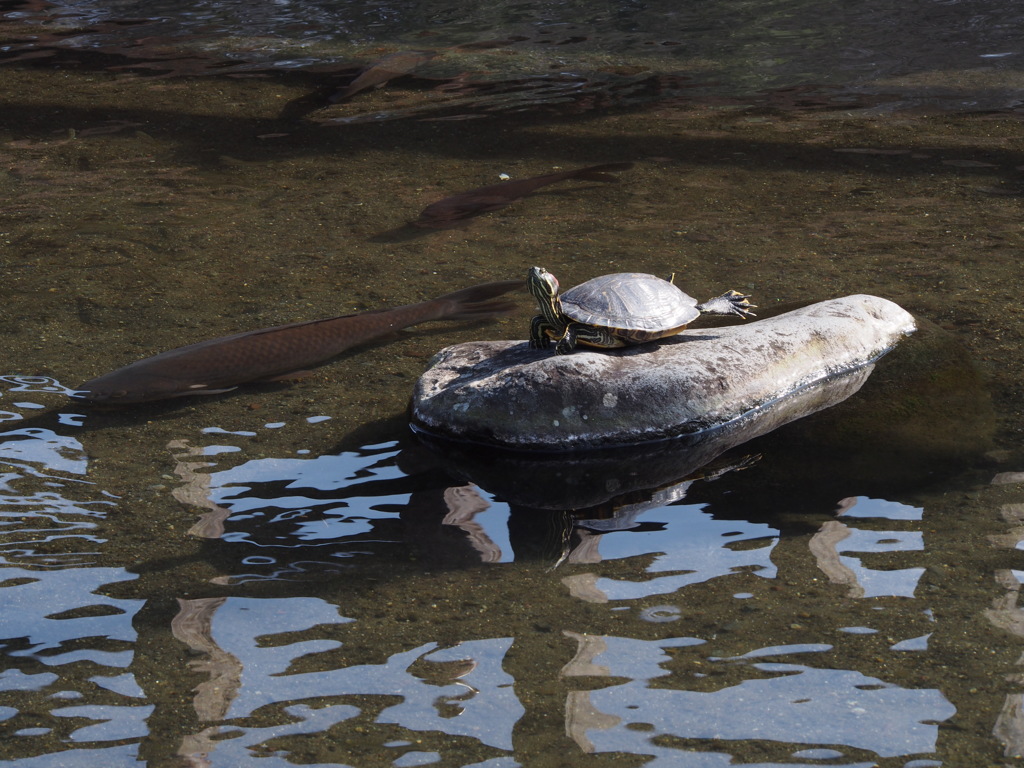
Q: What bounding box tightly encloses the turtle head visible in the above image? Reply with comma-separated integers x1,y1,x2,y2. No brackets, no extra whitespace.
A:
527,266,559,302
527,267,571,350
527,266,563,325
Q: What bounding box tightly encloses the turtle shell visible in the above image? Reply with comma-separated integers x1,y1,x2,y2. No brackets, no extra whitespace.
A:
559,272,700,343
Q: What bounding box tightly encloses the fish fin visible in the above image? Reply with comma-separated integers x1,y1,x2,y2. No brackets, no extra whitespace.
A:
456,195,512,209
412,196,512,228
185,385,238,396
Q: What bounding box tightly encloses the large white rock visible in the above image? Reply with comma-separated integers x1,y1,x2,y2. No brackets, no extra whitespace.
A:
410,294,916,450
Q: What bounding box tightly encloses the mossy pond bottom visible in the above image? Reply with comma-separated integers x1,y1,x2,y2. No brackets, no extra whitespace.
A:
2,58,1024,767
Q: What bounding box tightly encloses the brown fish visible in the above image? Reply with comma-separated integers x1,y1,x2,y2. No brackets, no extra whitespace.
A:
73,280,520,405
411,162,634,229
330,50,438,103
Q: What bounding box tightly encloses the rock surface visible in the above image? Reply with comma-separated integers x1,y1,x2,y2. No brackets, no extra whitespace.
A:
416,365,875,511
410,294,917,450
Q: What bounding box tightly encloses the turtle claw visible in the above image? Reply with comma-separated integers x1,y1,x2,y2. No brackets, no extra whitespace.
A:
698,290,756,319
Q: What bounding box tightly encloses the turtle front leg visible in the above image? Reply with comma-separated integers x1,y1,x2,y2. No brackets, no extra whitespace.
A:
530,315,555,349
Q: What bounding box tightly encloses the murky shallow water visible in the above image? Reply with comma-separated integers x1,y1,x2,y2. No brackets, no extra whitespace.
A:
3,0,1024,765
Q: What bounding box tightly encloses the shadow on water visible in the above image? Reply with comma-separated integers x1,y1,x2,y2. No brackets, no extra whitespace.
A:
2,88,1023,191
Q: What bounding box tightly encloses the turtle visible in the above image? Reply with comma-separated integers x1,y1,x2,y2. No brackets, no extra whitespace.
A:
527,266,755,355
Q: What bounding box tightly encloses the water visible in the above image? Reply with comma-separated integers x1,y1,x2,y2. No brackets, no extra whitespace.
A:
0,389,977,765
2,0,1024,765
4,0,1024,114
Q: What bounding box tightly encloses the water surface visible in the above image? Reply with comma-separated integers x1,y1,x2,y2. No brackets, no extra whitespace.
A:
2,0,1024,765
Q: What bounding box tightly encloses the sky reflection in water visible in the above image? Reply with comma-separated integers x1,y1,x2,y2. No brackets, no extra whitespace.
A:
1,0,1019,758
0,380,958,765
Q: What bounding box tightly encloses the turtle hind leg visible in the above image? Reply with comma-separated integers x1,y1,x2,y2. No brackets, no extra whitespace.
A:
554,325,579,355
697,290,757,319
556,324,623,354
